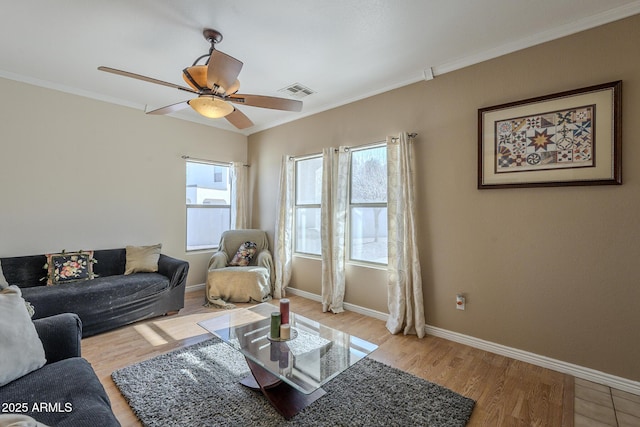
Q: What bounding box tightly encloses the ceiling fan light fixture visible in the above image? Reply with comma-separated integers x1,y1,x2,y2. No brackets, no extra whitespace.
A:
188,95,234,118
183,65,208,91
183,66,240,95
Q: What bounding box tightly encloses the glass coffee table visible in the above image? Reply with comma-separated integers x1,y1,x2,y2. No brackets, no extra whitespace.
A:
198,303,378,419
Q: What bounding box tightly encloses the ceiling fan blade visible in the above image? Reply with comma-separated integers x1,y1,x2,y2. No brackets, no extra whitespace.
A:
225,108,254,129
98,66,197,94
228,94,303,112
207,50,243,92
146,101,190,115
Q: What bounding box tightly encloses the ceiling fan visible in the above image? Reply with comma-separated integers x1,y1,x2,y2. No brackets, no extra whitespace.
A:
98,28,303,129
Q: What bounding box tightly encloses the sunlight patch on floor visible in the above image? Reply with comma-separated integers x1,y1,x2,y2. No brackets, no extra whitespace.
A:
129,305,276,347
132,323,168,346
144,310,245,344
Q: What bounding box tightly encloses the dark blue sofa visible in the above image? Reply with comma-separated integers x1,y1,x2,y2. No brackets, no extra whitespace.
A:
0,313,120,426
1,248,189,336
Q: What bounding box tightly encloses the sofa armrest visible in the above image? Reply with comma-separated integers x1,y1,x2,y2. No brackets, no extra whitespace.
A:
158,254,189,289
208,251,229,270
256,249,275,287
33,313,82,363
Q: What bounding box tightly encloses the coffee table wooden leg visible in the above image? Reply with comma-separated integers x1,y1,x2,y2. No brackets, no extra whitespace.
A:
242,358,326,420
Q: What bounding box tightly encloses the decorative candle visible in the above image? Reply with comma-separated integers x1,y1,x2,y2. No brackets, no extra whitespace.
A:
280,323,291,340
280,298,290,324
270,312,281,339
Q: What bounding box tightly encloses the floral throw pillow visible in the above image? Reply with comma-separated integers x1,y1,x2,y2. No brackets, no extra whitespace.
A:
229,241,258,266
44,250,97,285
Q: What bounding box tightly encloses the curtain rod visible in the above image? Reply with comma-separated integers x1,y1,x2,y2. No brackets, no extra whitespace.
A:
289,152,322,161
334,132,418,152
181,155,249,167
288,132,418,159
392,132,418,140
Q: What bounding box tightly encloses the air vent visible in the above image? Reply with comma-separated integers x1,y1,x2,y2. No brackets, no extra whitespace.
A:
278,83,315,99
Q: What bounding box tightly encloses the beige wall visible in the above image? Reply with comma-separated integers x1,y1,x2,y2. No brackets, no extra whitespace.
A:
0,78,247,286
249,15,640,381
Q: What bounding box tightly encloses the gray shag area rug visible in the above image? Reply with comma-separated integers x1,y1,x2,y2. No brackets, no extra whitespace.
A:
112,337,475,426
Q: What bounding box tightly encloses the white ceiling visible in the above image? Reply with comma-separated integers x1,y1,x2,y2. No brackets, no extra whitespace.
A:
2,1,639,135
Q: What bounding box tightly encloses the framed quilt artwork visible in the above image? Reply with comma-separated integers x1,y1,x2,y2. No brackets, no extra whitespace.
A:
478,81,621,189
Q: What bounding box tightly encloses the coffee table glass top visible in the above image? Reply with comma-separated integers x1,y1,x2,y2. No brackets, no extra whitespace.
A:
198,303,378,394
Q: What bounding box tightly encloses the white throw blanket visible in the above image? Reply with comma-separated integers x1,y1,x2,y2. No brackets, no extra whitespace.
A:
206,266,271,309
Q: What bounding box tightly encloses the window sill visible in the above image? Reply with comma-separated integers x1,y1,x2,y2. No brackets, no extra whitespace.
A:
186,247,218,254
293,253,321,261
346,260,387,271
293,254,387,271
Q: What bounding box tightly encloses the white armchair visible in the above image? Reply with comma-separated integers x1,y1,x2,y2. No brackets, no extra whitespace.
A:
206,229,274,308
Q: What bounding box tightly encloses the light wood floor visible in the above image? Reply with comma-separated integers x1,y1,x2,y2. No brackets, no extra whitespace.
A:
82,290,574,426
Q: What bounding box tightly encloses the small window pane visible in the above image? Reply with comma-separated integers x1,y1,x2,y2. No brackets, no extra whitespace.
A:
186,207,230,251
351,146,387,204
295,207,321,255
186,160,231,251
296,157,323,205
350,206,387,264
186,162,230,205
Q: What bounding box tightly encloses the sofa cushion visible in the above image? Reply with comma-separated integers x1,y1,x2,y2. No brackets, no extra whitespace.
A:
0,255,47,288
206,266,271,306
0,286,46,387
218,229,270,267
229,241,257,266
125,244,161,274
44,250,96,285
22,273,172,337
0,357,120,427
22,273,171,318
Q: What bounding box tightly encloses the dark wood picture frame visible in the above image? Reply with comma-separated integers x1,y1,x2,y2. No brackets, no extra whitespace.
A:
478,81,622,189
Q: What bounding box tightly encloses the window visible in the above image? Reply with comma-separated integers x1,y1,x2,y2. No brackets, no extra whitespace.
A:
349,145,387,264
294,156,322,256
186,161,231,251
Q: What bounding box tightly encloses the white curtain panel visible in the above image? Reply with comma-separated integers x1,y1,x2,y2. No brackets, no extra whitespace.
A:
321,147,350,313
273,156,295,299
386,133,426,337
230,162,249,229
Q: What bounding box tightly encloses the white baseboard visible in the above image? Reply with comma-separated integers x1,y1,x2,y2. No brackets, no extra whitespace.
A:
285,287,389,321
425,325,640,395
186,283,206,292
285,287,640,395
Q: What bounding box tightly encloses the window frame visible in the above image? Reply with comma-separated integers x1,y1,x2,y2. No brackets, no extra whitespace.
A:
293,154,323,257
185,160,232,252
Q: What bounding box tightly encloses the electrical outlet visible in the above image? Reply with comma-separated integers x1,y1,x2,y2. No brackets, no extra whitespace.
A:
456,294,465,310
